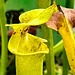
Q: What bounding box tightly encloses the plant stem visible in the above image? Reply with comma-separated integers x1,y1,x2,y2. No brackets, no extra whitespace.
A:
41,25,55,75
37,0,55,75
0,0,8,75
63,49,69,75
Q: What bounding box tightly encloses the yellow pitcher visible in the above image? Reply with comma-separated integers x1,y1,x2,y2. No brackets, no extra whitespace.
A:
6,2,57,75
7,24,49,75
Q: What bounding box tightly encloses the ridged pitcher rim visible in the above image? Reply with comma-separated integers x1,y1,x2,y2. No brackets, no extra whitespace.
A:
9,49,49,55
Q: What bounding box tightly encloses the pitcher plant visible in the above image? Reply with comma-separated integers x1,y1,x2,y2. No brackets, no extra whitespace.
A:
6,2,58,75
46,7,75,74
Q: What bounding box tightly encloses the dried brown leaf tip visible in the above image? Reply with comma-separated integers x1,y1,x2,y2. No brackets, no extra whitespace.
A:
46,5,75,31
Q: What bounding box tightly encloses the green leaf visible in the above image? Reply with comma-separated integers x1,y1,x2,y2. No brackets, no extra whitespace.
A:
0,0,8,75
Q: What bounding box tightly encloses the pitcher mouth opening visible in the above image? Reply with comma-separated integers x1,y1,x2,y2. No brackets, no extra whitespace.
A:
9,49,49,55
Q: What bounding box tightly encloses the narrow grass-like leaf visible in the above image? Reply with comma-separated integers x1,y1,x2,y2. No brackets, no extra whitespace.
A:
0,0,8,75
53,40,63,55
63,49,69,75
